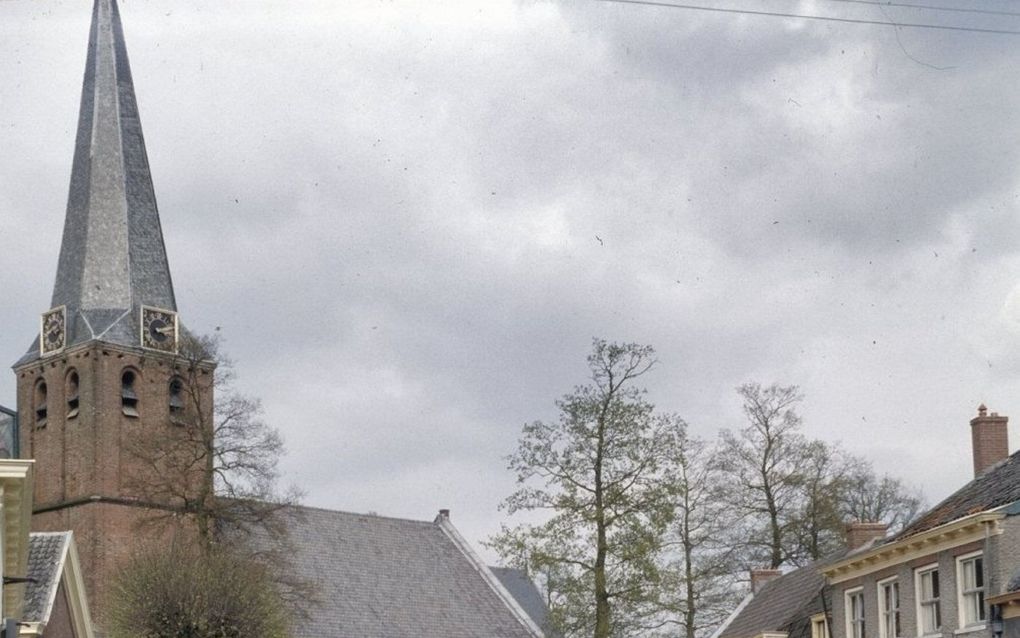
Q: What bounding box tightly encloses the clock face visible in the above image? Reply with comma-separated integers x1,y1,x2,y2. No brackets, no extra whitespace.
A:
40,306,67,355
141,306,178,353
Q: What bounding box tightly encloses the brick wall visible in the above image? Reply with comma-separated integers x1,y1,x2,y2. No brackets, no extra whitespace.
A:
15,342,211,624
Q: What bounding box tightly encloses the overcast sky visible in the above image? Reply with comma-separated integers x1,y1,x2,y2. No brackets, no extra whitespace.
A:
2,0,1020,561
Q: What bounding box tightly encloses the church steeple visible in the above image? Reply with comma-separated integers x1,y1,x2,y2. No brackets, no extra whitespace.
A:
13,2,202,622
28,0,176,362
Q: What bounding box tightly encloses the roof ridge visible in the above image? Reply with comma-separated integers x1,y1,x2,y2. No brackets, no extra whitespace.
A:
284,502,439,526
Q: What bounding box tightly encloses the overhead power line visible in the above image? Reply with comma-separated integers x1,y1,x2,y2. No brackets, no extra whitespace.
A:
807,0,1020,19
594,0,1020,35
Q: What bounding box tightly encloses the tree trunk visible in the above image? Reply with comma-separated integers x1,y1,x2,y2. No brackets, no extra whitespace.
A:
683,515,697,638
593,402,611,638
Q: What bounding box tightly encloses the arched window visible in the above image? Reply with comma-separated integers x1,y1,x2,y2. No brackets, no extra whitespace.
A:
121,370,139,418
66,370,80,419
35,380,48,427
169,377,185,418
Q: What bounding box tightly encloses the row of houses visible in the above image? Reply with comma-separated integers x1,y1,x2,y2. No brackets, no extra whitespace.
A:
714,405,1020,638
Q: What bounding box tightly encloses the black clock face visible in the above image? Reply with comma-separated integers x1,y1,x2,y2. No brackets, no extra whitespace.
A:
40,307,66,355
148,318,169,342
141,307,178,352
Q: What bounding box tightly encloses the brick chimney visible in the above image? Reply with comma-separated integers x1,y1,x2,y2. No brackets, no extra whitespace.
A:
846,522,887,550
971,404,1009,477
750,568,782,594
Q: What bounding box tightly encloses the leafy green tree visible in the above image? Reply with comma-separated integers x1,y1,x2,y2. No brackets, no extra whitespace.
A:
107,545,289,638
490,339,684,638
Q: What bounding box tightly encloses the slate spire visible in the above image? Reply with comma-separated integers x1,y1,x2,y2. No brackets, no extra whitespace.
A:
40,0,176,357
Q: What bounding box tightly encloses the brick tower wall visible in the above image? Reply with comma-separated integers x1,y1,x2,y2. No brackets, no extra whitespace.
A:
16,342,211,624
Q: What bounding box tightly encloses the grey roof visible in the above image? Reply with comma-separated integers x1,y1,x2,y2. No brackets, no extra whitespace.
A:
21,0,175,365
24,532,71,623
252,506,540,638
717,566,826,638
897,448,1020,538
490,567,554,636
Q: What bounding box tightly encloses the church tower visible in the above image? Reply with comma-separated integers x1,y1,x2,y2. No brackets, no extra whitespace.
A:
12,0,207,620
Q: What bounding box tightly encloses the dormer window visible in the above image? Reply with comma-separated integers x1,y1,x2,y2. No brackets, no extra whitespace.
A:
66,370,80,419
169,377,185,418
35,380,48,427
121,370,139,418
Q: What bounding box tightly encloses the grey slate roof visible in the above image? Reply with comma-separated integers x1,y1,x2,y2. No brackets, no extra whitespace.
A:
252,506,541,638
897,448,1020,538
20,0,175,365
717,565,826,638
490,567,555,636
24,532,71,623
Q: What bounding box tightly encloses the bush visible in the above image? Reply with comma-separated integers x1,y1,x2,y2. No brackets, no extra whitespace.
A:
108,545,289,638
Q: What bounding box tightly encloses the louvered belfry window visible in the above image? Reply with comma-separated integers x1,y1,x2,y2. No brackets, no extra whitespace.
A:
169,377,185,417
66,371,80,419
121,370,139,418
35,380,48,427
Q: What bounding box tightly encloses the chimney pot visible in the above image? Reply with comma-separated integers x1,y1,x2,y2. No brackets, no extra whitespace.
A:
438,509,450,519
846,522,887,550
971,408,1009,477
749,568,782,594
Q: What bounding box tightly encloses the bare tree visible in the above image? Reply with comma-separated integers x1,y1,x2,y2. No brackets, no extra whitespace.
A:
125,332,299,550
659,432,743,638
719,383,809,569
720,385,924,569
838,462,924,534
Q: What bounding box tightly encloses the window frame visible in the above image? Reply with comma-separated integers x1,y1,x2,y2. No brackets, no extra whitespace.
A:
956,551,986,629
877,576,900,638
914,563,941,637
846,587,866,638
811,613,829,638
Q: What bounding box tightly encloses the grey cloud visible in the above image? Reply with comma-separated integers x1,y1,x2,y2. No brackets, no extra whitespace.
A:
2,0,1020,558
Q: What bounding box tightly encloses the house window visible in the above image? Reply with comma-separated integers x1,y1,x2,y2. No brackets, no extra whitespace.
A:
915,565,941,635
846,588,865,638
811,614,829,638
878,578,900,638
121,370,139,418
957,552,985,627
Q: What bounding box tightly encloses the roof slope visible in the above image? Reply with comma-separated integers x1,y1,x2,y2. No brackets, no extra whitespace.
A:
251,507,540,638
22,0,175,363
898,448,1020,538
490,567,554,635
717,565,825,638
24,532,70,623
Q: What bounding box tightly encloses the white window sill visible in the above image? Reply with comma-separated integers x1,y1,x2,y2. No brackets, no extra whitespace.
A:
954,626,986,636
